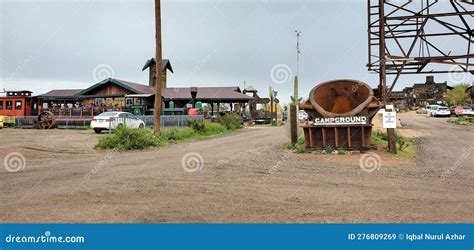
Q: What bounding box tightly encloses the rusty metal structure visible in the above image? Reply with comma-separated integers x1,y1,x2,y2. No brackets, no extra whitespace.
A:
299,80,383,149
367,0,473,153
33,111,56,129
367,0,474,99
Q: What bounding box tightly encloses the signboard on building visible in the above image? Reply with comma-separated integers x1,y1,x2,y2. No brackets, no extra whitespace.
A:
314,116,368,126
383,112,397,128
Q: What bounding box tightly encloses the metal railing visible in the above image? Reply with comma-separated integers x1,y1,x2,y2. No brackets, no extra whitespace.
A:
138,115,204,128
13,115,204,129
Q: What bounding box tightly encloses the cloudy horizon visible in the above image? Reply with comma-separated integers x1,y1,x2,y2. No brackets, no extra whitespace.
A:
1,0,472,103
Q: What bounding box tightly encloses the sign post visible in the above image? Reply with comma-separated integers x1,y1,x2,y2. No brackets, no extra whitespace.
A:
384,104,397,153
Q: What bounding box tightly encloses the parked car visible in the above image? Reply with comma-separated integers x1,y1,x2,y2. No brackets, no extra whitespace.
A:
298,110,308,121
449,106,465,116
426,105,440,117
462,105,474,116
91,111,145,133
429,106,451,117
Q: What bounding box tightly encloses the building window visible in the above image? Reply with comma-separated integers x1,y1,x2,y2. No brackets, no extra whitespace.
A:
15,101,22,110
94,98,105,105
0,100,3,110
6,101,13,110
126,98,133,106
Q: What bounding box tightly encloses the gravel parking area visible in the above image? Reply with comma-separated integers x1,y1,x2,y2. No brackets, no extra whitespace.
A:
0,112,472,223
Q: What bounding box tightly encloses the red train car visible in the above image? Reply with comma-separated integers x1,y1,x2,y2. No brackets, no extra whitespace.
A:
0,91,35,116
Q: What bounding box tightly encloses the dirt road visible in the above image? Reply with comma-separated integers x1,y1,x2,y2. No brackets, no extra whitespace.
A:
0,113,472,223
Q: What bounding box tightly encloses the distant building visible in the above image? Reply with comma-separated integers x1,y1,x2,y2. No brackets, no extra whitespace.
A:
38,78,251,116
388,90,407,108
467,85,474,104
402,76,452,107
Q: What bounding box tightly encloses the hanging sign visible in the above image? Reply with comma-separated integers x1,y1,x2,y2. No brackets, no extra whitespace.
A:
383,111,397,128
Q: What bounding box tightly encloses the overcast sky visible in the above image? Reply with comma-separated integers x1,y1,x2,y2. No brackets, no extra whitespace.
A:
1,0,472,103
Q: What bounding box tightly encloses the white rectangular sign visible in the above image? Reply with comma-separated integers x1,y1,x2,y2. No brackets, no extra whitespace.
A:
314,116,368,126
383,112,397,128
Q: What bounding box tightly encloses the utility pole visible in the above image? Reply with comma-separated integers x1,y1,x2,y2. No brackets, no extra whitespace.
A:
153,0,163,134
290,31,301,144
378,0,397,154
294,30,302,104
269,86,273,119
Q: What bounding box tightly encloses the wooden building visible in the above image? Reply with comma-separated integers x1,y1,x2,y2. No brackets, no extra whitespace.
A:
467,85,474,104
404,76,452,107
38,78,251,116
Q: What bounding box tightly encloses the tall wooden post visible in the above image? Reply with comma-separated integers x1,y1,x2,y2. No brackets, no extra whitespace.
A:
290,105,297,144
379,0,397,153
153,0,163,134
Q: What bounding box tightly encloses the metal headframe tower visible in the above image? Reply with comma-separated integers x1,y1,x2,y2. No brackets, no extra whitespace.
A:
367,0,474,102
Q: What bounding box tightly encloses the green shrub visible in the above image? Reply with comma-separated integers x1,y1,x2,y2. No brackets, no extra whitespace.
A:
448,116,474,125
323,144,334,154
160,127,196,141
271,120,278,126
151,122,228,142
284,138,306,153
337,148,347,155
396,134,410,151
217,113,243,130
95,127,164,151
187,119,206,132
95,121,232,151
201,121,227,136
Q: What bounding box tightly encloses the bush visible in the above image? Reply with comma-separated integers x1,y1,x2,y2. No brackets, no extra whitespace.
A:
372,130,415,157
284,138,306,153
396,134,410,151
201,121,227,136
323,144,334,154
337,148,347,155
160,127,196,141
448,116,474,125
217,113,243,130
187,119,206,132
95,121,233,151
95,127,163,151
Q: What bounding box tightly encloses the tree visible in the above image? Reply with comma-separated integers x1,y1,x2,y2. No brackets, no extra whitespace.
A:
443,84,470,106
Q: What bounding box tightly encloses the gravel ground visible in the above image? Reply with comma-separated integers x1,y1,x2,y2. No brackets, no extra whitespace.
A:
0,112,472,223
